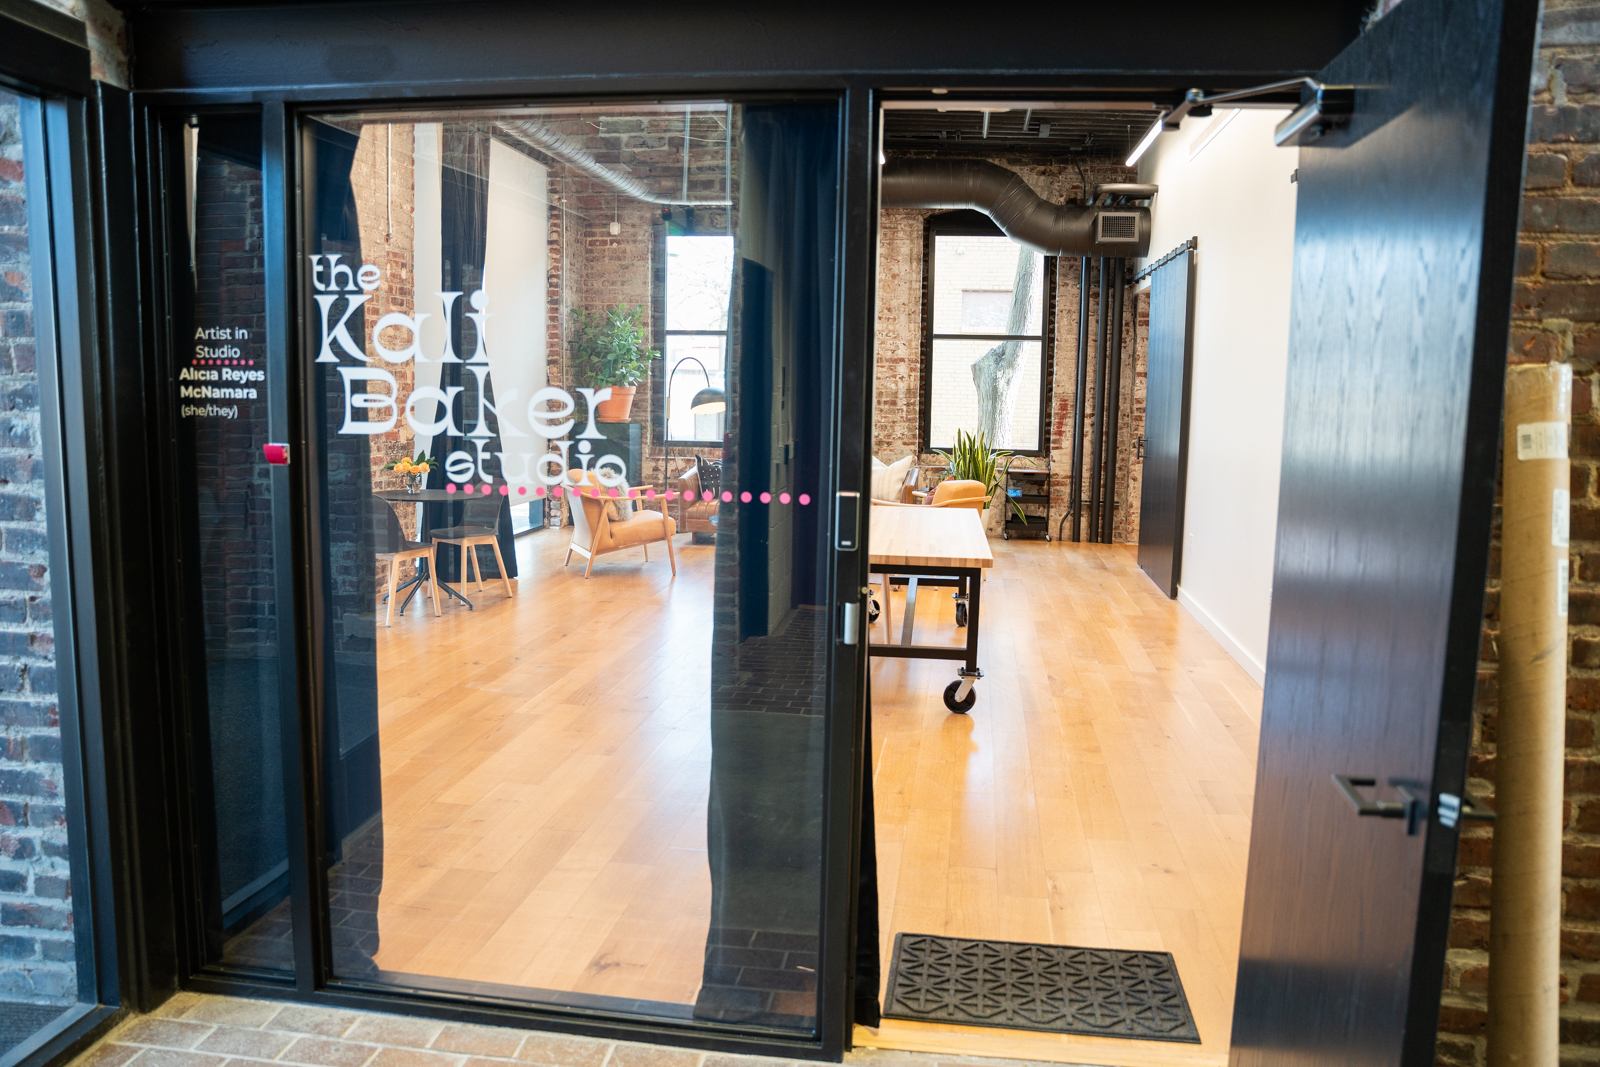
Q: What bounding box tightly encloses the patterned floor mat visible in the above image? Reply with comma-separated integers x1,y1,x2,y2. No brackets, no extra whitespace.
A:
882,932,1201,1043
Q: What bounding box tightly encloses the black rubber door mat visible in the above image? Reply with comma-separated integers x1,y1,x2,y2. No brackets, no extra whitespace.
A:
882,932,1201,1043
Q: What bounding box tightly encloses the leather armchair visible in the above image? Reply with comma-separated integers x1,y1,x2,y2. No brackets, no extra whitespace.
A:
674,465,720,543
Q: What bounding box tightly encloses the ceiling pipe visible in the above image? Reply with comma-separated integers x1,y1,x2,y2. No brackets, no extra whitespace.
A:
1094,183,1159,205
881,158,1153,256
498,119,731,206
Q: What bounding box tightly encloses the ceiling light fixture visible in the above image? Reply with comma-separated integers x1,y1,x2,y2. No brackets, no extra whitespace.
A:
1125,114,1166,166
1123,78,1355,167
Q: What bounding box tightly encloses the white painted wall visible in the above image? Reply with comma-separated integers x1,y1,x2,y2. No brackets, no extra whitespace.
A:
1137,108,1298,685
483,140,550,430
413,124,445,456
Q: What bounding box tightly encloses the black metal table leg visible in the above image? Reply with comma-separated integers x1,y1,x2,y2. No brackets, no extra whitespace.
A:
397,556,473,614
963,566,981,674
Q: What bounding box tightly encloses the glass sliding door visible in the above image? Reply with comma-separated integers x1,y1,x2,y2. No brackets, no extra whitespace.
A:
168,112,296,975
300,100,841,1033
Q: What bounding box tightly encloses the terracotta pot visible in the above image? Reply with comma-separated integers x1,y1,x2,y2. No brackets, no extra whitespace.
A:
595,386,637,421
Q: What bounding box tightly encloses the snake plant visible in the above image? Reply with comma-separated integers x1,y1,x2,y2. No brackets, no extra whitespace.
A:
933,429,1026,523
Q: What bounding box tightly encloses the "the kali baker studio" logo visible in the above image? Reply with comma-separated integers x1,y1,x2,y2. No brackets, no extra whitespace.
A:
313,255,628,487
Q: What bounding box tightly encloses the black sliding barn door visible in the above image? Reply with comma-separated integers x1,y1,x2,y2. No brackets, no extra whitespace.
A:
1230,0,1537,1063
1135,240,1195,599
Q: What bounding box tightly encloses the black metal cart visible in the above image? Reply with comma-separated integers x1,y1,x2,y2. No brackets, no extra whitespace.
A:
1001,466,1052,541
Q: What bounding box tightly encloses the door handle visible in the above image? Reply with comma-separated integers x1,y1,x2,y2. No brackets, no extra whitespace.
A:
1331,775,1428,835
1436,792,1496,829
841,601,859,646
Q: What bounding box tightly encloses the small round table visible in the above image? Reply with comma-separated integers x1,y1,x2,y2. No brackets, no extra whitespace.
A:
373,489,480,612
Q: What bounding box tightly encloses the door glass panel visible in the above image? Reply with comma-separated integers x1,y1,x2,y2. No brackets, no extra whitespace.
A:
173,113,295,972
304,101,839,1032
0,87,90,1047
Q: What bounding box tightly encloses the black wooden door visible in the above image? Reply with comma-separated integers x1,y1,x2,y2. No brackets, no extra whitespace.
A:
1231,0,1536,1064
1135,240,1195,598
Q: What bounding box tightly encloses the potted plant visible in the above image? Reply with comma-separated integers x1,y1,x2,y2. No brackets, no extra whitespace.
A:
384,452,436,493
568,305,655,421
932,429,1025,531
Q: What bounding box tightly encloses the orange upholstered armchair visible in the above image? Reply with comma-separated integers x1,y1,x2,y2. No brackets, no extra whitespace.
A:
563,471,678,578
875,478,989,509
916,479,988,509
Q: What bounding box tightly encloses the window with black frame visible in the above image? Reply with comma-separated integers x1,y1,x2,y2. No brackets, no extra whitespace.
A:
664,234,733,444
922,216,1054,455
0,86,102,1057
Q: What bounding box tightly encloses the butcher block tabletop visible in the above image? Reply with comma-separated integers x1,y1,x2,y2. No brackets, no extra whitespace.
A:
869,504,994,570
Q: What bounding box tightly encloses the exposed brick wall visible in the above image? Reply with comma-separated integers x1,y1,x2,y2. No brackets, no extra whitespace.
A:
0,90,75,1007
22,0,129,88
1439,5,1600,1062
191,150,271,655
873,159,1147,541
350,124,417,533
536,112,734,495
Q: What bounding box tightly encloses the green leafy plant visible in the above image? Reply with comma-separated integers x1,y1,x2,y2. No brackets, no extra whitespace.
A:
933,429,1026,522
568,305,655,388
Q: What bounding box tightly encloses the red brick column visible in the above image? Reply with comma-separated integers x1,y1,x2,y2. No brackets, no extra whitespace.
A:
1438,7,1600,1061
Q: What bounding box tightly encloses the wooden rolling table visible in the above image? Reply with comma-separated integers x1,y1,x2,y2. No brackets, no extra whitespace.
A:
868,504,994,713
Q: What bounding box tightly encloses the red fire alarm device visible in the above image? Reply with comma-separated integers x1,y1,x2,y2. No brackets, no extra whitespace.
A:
263,442,290,466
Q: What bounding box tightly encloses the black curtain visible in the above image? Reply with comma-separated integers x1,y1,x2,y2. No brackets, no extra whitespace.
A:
308,119,386,979
424,124,517,581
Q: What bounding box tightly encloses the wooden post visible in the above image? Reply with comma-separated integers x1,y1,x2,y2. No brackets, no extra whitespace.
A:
1489,361,1572,1067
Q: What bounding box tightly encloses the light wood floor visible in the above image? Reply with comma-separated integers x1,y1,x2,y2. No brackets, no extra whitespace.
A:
858,542,1262,1067
368,528,1261,1064
369,525,715,1006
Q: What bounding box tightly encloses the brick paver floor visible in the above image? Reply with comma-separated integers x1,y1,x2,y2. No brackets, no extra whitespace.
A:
62,994,1106,1067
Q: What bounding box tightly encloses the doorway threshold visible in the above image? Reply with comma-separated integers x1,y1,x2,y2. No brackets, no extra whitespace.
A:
854,1019,1226,1067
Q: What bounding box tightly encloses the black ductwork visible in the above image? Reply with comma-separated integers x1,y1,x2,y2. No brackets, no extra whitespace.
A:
881,158,1153,257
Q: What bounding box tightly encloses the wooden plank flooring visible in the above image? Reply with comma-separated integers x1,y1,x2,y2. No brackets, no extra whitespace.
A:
368,528,1259,1066
369,526,714,1006
859,542,1261,1067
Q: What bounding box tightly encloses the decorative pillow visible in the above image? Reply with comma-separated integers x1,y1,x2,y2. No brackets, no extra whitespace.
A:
695,454,723,499
605,496,635,522
871,455,915,502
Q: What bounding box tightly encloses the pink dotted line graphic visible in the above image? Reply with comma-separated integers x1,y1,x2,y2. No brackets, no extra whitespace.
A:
443,483,812,506
192,360,256,366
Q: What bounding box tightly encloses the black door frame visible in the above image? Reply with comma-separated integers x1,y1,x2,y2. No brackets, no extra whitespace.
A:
113,4,1375,1061
0,6,156,1067
140,83,881,1062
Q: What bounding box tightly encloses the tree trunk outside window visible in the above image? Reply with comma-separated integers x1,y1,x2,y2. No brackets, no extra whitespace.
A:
972,248,1037,447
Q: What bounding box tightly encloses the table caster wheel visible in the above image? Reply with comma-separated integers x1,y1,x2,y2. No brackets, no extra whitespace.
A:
1002,531,1010,540
944,679,976,714
955,600,968,627
868,593,882,624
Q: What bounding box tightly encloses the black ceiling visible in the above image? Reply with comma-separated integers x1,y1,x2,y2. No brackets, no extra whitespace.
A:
882,107,1161,161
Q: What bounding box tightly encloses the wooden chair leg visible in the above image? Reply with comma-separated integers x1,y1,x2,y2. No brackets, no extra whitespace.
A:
584,521,605,579
664,531,677,576
489,538,513,597
384,559,398,627
427,549,441,616
469,544,484,591
643,542,649,561
564,545,573,566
